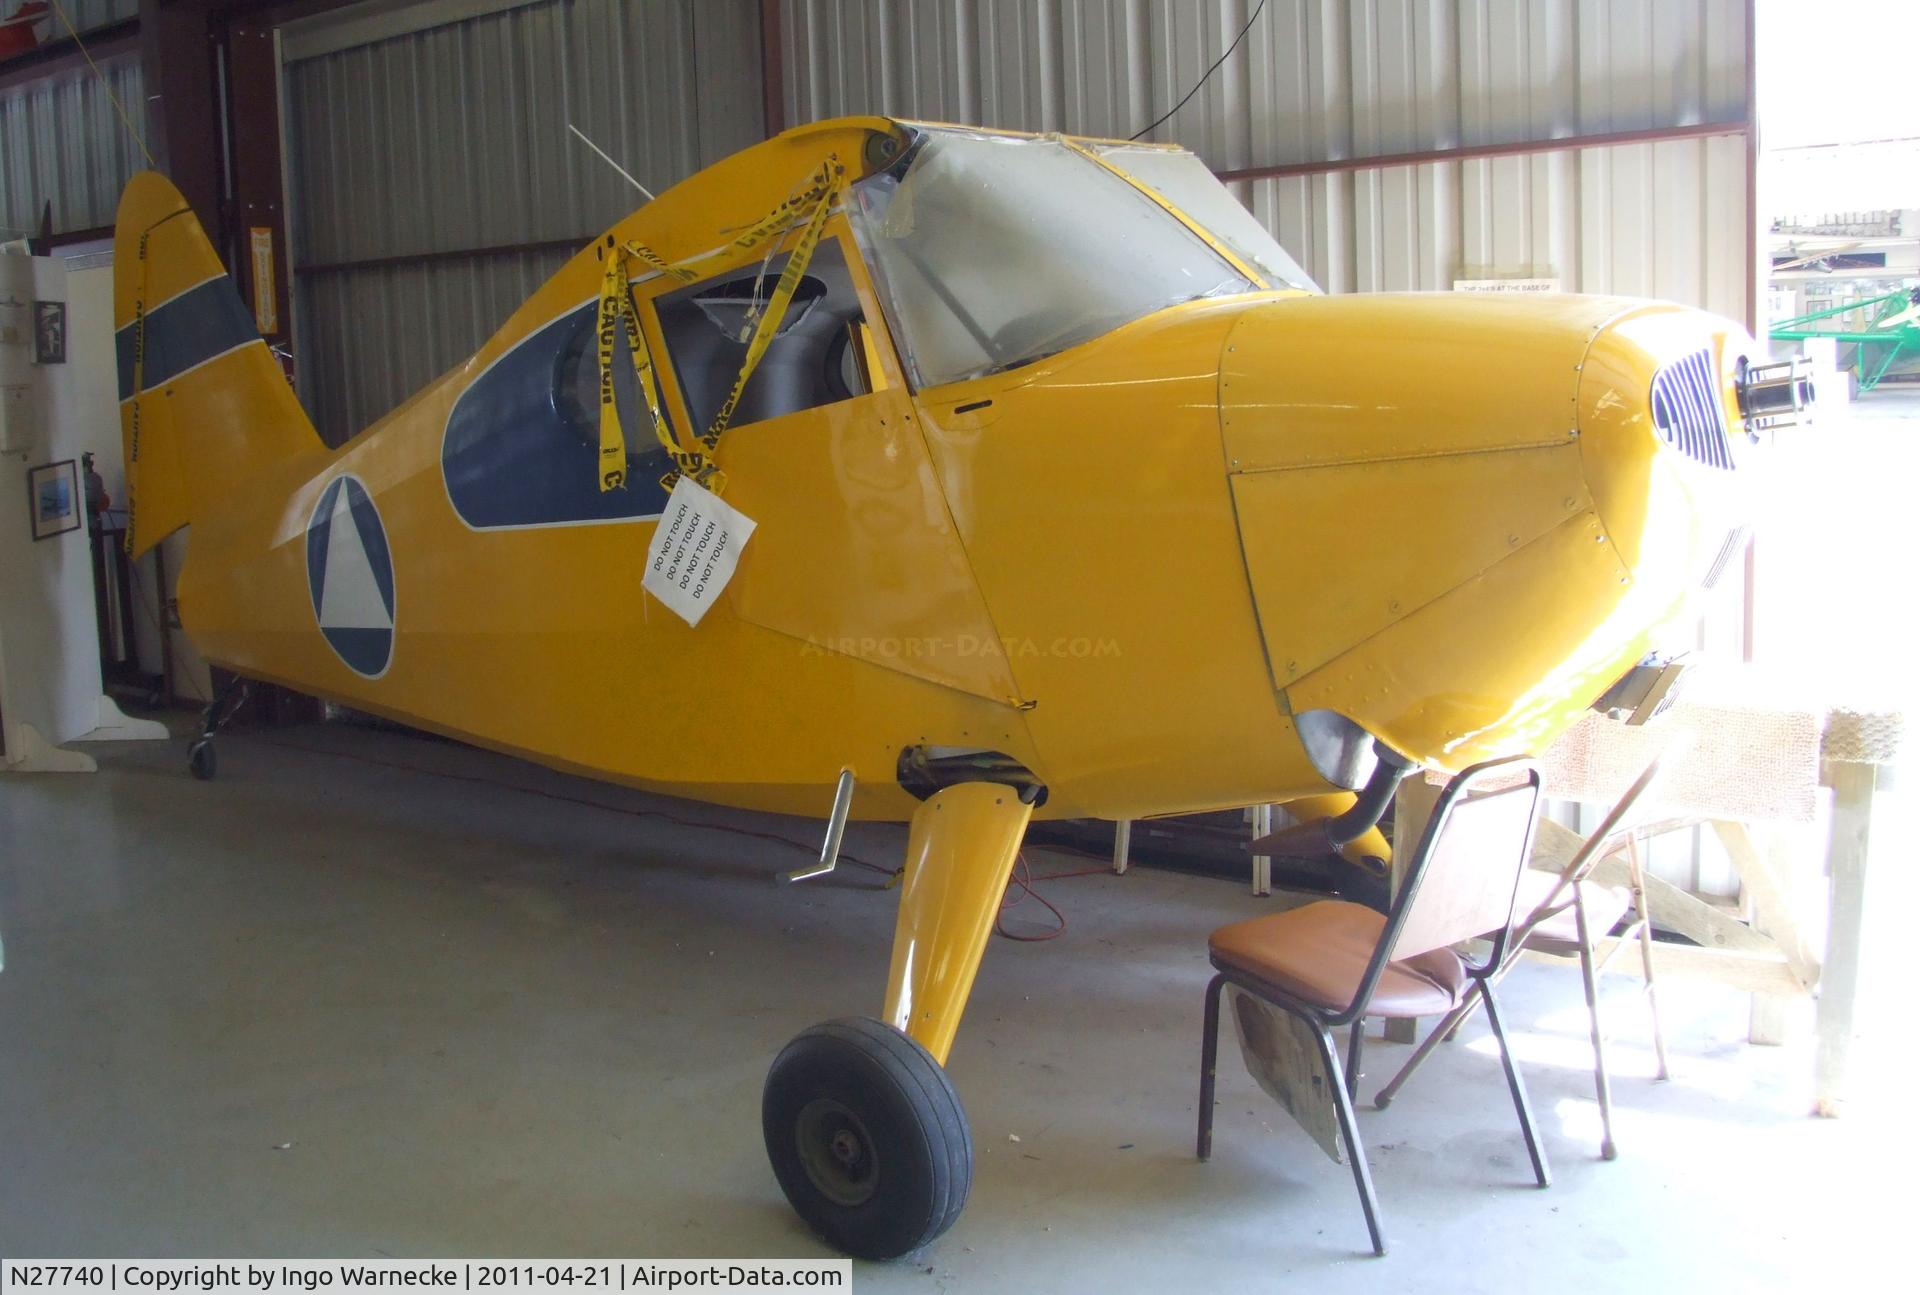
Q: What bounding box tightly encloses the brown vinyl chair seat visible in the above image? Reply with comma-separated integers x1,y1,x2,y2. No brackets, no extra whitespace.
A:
1208,900,1469,1018
1197,758,1551,1257
1514,871,1633,954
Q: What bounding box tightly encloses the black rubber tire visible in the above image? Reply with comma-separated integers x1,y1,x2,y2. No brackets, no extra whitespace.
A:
763,1017,972,1260
188,740,216,781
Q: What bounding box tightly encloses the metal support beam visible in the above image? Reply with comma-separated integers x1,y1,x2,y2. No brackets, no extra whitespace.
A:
138,0,223,236
1214,119,1748,185
1742,0,1761,665
760,0,785,139
226,13,291,345
0,17,138,93
296,235,596,278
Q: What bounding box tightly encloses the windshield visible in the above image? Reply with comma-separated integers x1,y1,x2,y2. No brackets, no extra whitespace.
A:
1093,144,1320,293
849,129,1256,388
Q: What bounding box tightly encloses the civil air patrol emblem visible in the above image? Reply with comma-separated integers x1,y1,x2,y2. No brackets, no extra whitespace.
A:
305,475,395,678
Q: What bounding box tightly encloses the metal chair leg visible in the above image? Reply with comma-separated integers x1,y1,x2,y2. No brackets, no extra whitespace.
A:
1374,994,1478,1109
1314,1021,1386,1256
1346,1018,1366,1101
1574,893,1619,1160
1197,974,1226,1161
1627,838,1671,1081
1479,979,1551,1188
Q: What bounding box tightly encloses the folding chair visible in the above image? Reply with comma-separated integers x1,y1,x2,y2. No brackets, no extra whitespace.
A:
1196,756,1548,1256
1373,750,1673,1159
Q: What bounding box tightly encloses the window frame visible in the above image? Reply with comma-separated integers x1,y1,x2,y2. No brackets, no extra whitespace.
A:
641,216,908,438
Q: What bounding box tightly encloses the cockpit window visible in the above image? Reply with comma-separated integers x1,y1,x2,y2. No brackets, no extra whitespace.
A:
655,236,874,429
849,129,1256,388
1092,143,1320,294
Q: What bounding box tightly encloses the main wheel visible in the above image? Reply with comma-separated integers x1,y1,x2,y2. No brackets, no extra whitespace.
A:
187,739,216,781
763,1017,972,1260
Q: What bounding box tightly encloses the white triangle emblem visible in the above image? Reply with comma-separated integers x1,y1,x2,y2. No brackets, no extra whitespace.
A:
318,486,393,631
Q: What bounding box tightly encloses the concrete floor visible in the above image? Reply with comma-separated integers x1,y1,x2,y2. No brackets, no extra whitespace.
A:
0,721,1892,1290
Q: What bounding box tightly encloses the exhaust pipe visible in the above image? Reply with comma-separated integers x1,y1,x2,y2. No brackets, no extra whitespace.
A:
1250,741,1418,859
1736,355,1815,430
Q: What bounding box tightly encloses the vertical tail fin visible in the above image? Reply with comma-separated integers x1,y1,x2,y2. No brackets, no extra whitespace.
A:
115,171,323,557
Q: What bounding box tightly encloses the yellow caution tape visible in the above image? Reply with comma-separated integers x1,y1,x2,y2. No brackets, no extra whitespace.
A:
592,159,844,496
702,166,842,447
593,239,703,491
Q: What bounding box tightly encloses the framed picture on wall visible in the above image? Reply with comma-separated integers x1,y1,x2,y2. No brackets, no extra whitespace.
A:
28,459,80,542
33,300,65,364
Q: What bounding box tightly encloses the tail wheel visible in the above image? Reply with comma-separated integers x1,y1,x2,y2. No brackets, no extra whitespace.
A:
187,739,216,781
763,1017,972,1259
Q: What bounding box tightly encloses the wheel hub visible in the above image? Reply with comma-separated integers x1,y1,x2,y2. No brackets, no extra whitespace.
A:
795,1098,879,1208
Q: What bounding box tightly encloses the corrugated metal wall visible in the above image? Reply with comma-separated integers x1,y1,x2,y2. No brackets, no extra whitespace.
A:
780,0,1751,317
0,55,144,239
283,0,763,443
24,0,137,36
55,0,135,32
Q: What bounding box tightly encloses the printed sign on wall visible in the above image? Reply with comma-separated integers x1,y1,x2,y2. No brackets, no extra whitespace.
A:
249,228,278,335
1453,277,1562,293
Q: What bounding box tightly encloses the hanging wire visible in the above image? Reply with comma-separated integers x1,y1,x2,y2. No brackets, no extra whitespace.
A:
1129,0,1269,143
47,0,156,168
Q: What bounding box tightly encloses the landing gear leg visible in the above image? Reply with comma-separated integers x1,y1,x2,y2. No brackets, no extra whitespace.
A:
187,676,248,781
764,782,1034,1259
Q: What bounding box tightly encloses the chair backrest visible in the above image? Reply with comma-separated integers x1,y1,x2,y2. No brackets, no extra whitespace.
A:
1376,758,1543,989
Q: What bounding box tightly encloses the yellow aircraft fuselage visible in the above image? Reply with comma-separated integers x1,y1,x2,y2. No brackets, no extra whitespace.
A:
115,116,1762,1259
117,118,1749,823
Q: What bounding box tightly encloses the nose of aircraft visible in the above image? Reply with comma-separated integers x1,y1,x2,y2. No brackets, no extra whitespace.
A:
1574,303,1770,597
1216,292,1760,775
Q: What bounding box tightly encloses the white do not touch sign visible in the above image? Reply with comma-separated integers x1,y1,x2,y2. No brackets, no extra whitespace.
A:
641,474,757,626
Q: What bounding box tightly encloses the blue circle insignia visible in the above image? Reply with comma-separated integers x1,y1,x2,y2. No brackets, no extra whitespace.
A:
305,475,396,678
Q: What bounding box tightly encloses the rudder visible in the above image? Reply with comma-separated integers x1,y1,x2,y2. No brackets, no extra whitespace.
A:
115,172,323,556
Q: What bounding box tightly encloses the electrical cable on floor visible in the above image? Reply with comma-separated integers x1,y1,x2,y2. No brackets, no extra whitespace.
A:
260,733,1135,942
248,733,1120,929
1129,0,1269,141
995,851,1069,942
254,734,902,883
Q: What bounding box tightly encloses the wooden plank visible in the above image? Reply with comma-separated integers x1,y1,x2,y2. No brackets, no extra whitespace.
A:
1585,857,1782,957
1711,820,1820,990
1525,938,1802,996
1250,804,1273,897
1535,817,1783,959
1226,986,1344,1163
1816,762,1877,1116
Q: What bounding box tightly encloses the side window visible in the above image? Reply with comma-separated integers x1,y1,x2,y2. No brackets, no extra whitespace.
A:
441,235,886,531
655,236,878,431
441,303,675,529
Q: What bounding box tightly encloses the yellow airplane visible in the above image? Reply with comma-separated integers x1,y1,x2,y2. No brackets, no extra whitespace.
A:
114,116,1799,1258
